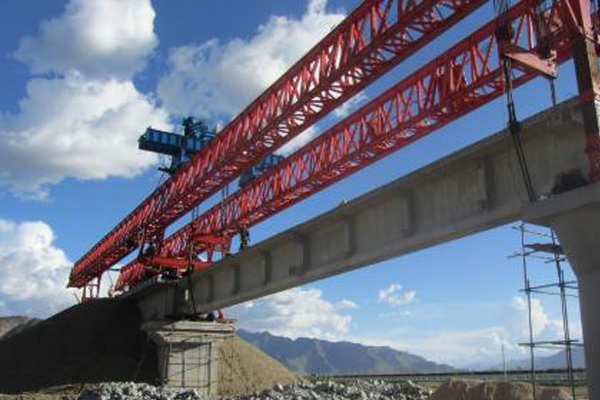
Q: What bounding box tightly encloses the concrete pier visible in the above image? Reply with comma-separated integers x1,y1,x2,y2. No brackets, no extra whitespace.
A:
524,183,600,400
142,320,235,395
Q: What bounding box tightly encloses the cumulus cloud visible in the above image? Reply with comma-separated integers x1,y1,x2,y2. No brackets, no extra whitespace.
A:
228,287,354,340
2,0,169,198
378,283,417,307
14,0,157,79
157,0,345,118
0,219,75,317
504,296,566,340
0,74,169,198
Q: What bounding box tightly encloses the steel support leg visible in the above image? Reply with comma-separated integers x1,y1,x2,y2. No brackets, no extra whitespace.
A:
572,36,600,182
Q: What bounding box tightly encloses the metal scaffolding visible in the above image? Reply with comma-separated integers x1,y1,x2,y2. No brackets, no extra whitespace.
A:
510,223,583,399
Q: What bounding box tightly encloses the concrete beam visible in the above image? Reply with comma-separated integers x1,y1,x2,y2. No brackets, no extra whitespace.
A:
133,98,588,321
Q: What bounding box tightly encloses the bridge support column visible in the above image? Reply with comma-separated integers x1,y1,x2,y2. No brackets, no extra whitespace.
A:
524,184,600,400
551,206,600,400
142,320,235,395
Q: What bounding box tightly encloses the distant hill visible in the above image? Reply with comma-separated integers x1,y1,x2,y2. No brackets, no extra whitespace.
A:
2,316,455,376
237,329,454,375
508,348,585,369
0,316,41,341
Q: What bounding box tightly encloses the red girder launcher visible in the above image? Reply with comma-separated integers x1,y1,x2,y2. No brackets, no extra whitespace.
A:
114,0,600,292
71,0,491,294
72,0,600,296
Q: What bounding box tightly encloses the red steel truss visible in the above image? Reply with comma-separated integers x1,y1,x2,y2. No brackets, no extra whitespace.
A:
115,0,591,292
70,0,489,288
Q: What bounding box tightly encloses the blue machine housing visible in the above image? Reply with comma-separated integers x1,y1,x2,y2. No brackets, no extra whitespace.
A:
138,117,216,175
139,117,285,185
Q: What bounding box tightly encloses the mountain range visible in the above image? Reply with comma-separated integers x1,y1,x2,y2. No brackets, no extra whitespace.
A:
0,316,584,375
508,348,585,369
237,329,454,375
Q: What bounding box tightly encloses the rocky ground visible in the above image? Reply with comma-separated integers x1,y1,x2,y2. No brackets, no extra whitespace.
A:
1,378,576,400
74,380,431,400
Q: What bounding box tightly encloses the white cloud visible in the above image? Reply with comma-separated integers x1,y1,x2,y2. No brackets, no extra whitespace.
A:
362,296,579,367
0,219,76,317
2,0,169,198
157,0,345,118
228,287,353,340
378,283,417,307
337,299,358,310
277,126,320,156
354,327,510,367
14,0,157,79
504,296,568,341
333,92,368,119
377,310,412,318
0,74,169,198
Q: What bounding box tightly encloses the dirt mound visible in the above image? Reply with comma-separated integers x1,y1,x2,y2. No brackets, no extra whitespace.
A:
0,316,41,341
0,297,297,396
0,384,85,400
429,378,572,400
0,298,159,394
219,336,299,396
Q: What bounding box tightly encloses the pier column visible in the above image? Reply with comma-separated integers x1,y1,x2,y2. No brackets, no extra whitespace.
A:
142,320,235,395
524,184,600,400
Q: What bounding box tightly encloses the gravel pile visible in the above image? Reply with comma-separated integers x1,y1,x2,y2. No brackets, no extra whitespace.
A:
228,380,431,400
76,380,431,400
78,383,204,400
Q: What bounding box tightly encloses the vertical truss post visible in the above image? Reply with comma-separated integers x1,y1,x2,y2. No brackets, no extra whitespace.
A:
81,277,101,302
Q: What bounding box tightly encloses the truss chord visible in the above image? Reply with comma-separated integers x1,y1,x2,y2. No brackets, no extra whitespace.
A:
70,0,489,288
116,0,591,291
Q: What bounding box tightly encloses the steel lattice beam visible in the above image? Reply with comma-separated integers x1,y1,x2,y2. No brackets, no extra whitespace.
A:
70,0,488,288
115,0,586,292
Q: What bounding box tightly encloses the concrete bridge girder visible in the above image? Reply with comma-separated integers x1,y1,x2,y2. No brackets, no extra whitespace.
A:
134,98,587,319
131,98,598,396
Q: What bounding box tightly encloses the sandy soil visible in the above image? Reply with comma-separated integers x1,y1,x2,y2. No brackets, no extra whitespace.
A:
429,378,573,400
219,336,299,396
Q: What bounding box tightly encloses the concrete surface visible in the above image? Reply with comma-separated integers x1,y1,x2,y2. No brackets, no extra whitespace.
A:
524,183,600,400
134,98,587,319
142,321,234,395
132,97,598,398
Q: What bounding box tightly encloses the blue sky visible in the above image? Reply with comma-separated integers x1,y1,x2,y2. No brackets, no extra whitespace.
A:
0,0,583,367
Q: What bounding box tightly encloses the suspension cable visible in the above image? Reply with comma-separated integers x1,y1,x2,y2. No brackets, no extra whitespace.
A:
495,0,537,203
503,58,538,202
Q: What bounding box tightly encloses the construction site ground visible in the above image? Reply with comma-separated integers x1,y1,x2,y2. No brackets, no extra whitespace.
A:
0,298,585,399
0,298,296,396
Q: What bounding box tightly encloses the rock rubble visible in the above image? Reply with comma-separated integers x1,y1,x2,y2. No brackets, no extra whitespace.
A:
77,380,432,400
78,383,203,400
228,380,431,400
